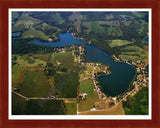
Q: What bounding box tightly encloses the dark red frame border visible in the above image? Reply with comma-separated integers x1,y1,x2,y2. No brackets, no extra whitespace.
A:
0,0,160,128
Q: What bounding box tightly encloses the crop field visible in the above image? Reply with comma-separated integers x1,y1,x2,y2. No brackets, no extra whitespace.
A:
120,45,147,62
109,39,133,47
21,29,49,40
55,72,79,98
19,71,51,97
12,92,26,115
49,52,75,71
65,103,77,115
78,81,101,112
12,64,26,87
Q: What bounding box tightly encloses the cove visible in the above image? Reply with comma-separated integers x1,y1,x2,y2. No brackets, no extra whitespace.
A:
29,32,135,97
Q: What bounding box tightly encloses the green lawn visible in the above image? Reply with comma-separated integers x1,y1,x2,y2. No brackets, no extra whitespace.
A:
78,81,101,112
109,39,133,47
19,71,51,97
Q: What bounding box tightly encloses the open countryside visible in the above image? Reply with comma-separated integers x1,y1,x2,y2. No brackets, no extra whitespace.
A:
11,10,149,116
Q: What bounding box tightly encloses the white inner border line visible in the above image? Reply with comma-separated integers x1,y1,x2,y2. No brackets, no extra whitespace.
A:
9,8,152,120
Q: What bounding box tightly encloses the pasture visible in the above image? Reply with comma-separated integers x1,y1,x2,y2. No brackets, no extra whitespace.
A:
120,45,147,62
19,71,51,97
55,72,79,98
78,81,101,112
22,29,49,40
109,39,133,47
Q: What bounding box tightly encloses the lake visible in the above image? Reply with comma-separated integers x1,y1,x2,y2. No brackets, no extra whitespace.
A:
29,32,135,97
12,33,20,37
144,36,149,43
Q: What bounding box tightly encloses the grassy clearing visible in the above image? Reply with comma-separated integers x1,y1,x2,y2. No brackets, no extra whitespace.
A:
79,102,125,115
91,21,105,33
109,39,133,47
120,45,147,62
22,29,48,40
65,103,77,115
55,72,79,98
19,71,51,97
78,81,101,112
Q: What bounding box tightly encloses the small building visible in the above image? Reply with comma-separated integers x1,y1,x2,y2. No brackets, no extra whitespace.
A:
79,93,87,100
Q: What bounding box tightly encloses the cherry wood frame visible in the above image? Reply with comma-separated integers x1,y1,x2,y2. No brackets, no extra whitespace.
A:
0,0,160,128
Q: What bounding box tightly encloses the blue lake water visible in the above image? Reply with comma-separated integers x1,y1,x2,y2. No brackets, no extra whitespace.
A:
29,32,135,97
144,37,149,43
12,33,20,37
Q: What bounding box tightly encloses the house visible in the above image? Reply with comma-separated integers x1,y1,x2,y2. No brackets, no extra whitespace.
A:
79,93,87,100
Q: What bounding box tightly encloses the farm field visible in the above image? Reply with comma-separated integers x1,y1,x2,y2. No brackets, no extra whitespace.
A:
78,81,101,112
22,29,49,40
65,103,77,115
19,71,51,97
78,102,125,115
109,39,133,47
120,45,147,63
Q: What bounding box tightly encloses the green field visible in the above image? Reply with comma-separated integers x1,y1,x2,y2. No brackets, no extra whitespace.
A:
78,81,101,112
12,64,26,87
17,55,47,67
106,27,122,36
55,72,79,98
12,92,26,115
22,29,49,40
109,39,133,47
65,103,77,115
120,45,147,62
49,52,75,72
91,21,105,33
19,71,51,97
